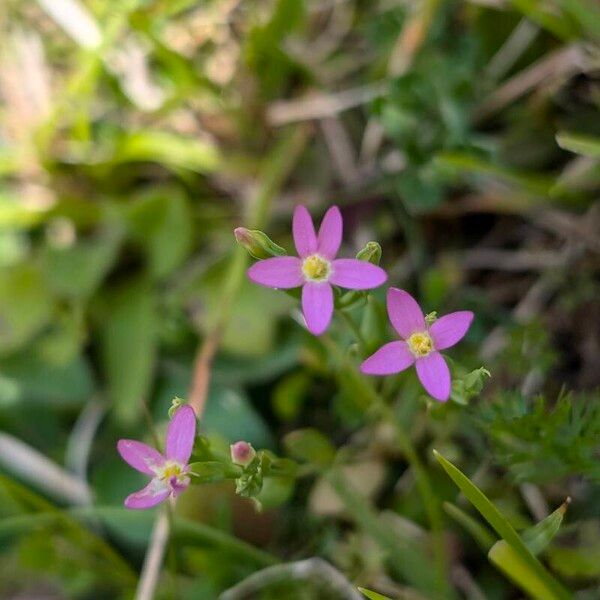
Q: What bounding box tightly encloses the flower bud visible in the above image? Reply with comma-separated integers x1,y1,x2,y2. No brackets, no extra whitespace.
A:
425,311,438,326
356,241,382,265
234,228,286,260
168,397,185,419
230,441,256,467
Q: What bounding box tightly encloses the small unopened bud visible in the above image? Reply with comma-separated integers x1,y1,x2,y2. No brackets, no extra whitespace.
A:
168,397,185,419
425,311,437,326
230,441,256,467
356,241,382,265
234,228,286,260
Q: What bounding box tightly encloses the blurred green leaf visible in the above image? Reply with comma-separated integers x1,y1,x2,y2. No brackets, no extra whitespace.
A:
443,501,496,552
43,230,122,299
556,132,600,158
272,371,309,422
284,428,336,467
127,190,193,279
0,264,53,354
113,131,221,173
0,351,94,407
358,588,393,600
189,462,233,484
435,151,554,197
548,544,600,578
245,0,306,97
204,384,273,449
99,279,158,423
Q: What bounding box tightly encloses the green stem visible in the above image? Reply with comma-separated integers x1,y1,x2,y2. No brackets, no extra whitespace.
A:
338,309,368,352
165,503,180,600
323,324,451,598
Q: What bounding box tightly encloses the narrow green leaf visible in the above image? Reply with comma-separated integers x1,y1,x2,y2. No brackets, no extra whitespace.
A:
556,132,600,158
522,499,570,555
358,587,393,600
433,450,571,600
443,502,496,552
489,541,559,600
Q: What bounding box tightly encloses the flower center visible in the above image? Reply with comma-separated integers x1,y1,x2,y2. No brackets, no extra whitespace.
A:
407,331,434,357
157,462,184,481
302,254,331,282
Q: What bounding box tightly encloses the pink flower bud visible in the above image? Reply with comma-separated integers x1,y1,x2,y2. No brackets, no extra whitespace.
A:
230,441,256,467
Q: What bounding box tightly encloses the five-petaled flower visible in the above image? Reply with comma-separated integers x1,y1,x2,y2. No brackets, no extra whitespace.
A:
247,205,387,335
361,288,473,402
117,405,196,509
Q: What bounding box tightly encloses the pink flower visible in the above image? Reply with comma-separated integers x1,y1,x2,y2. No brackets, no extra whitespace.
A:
247,205,388,335
361,288,474,402
117,405,196,509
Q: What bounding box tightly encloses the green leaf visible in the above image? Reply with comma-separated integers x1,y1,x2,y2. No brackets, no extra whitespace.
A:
0,351,94,407
127,190,193,279
113,131,221,173
284,429,336,468
489,499,569,598
434,151,554,197
272,371,310,422
99,279,158,424
489,541,562,600
433,450,571,600
548,544,600,578
358,588,393,600
521,500,569,555
43,229,122,299
0,264,53,354
451,367,491,406
203,384,273,449
443,501,496,552
556,132,600,158
188,462,234,484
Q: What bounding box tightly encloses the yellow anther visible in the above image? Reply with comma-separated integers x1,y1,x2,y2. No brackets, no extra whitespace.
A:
160,463,183,480
302,254,331,281
407,331,434,357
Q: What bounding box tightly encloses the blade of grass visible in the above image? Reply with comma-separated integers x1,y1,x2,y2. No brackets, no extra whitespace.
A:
433,450,571,600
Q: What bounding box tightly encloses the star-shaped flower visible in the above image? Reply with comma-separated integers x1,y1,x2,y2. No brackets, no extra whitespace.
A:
247,205,387,335
361,288,474,401
117,405,196,509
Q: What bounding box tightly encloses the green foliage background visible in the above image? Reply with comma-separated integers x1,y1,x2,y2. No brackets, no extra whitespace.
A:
0,0,599,598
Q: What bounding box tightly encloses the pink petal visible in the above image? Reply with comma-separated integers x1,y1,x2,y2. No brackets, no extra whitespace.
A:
170,476,190,497
387,288,426,339
360,341,415,375
317,206,342,259
293,205,317,258
117,440,165,475
302,282,333,336
166,405,196,464
124,480,170,509
429,311,474,350
247,257,303,289
415,352,451,402
330,259,387,290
